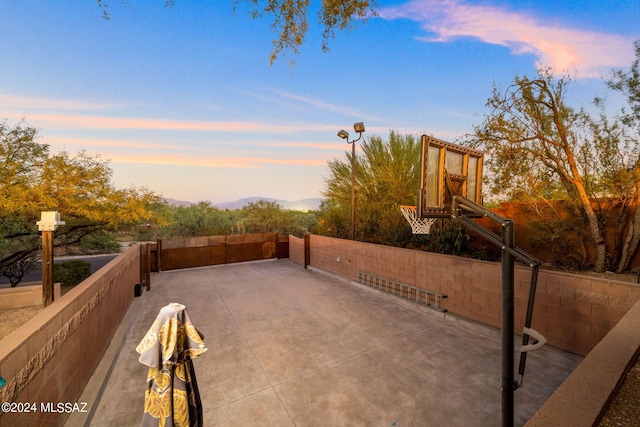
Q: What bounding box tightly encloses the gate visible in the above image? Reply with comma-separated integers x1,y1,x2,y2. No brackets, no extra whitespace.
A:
149,233,289,272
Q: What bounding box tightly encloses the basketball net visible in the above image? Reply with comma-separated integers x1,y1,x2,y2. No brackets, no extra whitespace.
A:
400,206,436,235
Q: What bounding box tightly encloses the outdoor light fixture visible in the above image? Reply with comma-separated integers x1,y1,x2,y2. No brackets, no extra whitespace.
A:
337,129,349,139
337,122,365,140
336,122,365,240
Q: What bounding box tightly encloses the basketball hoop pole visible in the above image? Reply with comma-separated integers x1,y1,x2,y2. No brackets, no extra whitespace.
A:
452,203,517,427
414,134,542,426
502,220,515,426
451,194,542,427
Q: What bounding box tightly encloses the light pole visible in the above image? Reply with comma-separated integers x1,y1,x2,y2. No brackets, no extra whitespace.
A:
36,211,65,307
337,122,365,240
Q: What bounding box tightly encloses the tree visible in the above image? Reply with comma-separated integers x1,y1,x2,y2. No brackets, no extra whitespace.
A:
0,255,38,287
97,1,378,64
607,40,640,273
165,202,234,237
321,131,419,245
239,200,316,236
470,69,640,273
53,260,92,287
0,120,166,283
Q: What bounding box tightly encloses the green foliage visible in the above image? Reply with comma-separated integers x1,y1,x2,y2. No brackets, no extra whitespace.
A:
236,0,377,64
468,60,640,272
469,69,616,272
240,200,282,233
164,202,234,237
98,1,378,65
470,69,584,203
417,220,469,256
319,131,420,246
154,199,317,238
0,119,164,277
53,260,92,287
0,255,38,287
318,130,478,252
605,40,640,273
531,217,592,270
79,230,121,254
608,40,640,131
238,200,317,237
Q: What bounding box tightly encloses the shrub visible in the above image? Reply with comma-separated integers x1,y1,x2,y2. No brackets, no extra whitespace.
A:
420,220,469,256
53,260,91,286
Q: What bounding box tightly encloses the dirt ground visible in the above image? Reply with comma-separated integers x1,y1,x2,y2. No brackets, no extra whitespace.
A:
0,285,72,341
598,355,640,426
0,304,43,341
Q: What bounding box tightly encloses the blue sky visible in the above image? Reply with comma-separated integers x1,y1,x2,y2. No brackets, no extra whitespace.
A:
1,1,638,204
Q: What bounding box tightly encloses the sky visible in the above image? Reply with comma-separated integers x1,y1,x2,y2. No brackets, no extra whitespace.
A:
1,0,638,204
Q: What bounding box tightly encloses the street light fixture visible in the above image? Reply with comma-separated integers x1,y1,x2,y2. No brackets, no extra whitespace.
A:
337,122,365,240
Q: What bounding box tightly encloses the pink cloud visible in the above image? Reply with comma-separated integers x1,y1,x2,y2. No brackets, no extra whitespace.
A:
44,136,347,152
260,141,347,150
105,153,327,168
0,94,119,111
43,136,184,151
0,111,336,134
380,0,635,77
41,137,333,168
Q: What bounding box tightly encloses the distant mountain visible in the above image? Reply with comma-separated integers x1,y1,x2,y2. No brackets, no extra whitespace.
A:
279,198,323,211
164,197,322,211
163,198,195,207
214,197,323,211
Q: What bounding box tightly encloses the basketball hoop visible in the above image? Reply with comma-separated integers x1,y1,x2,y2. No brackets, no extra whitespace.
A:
400,206,436,235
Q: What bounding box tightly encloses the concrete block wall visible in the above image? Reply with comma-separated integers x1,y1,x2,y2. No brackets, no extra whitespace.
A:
0,283,61,310
308,235,640,356
527,298,640,426
0,246,140,427
534,270,640,355
288,235,305,266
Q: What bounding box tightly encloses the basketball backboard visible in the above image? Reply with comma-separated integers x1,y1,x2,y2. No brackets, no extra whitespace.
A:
416,135,484,218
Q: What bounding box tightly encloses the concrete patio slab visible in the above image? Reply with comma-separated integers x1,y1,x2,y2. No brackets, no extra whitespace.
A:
69,259,582,426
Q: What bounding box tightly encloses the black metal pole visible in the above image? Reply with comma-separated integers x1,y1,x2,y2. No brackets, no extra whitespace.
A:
351,141,356,240
502,220,515,427
517,265,539,384
452,194,542,424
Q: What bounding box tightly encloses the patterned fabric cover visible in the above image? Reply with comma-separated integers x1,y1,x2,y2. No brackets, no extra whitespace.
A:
137,303,207,427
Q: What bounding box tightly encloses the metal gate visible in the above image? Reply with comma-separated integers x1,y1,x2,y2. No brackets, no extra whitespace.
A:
148,233,288,272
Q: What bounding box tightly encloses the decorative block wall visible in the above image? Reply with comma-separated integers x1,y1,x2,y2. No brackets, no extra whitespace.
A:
306,235,640,356
0,247,140,427
288,235,305,266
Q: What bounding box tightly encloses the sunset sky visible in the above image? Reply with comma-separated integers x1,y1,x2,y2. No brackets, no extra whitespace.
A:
1,1,638,204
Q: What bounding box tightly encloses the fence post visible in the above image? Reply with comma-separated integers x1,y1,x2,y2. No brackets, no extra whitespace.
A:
145,243,151,290
224,234,228,265
304,234,310,269
156,239,162,272
139,244,144,290
41,230,54,307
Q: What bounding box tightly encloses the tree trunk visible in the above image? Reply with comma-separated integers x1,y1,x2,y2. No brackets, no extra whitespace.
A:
616,181,640,273
611,199,630,268
565,148,607,272
579,197,607,272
